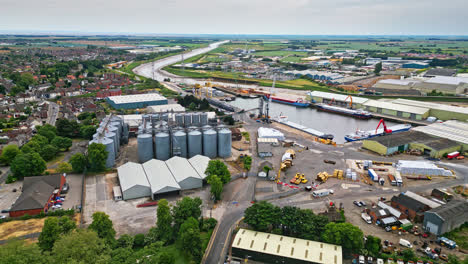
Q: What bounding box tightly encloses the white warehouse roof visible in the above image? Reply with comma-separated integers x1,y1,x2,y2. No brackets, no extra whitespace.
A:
118,162,150,192
166,156,203,189
147,104,185,113
413,120,468,145
424,76,468,85
108,94,167,104
391,99,468,115
308,91,369,104
142,159,181,195
376,79,421,86
363,100,429,115
188,155,210,180
404,191,441,209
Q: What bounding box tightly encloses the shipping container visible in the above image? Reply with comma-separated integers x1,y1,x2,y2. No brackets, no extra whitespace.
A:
369,169,379,182
388,174,397,186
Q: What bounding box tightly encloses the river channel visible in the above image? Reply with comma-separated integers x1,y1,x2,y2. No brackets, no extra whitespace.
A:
227,98,398,144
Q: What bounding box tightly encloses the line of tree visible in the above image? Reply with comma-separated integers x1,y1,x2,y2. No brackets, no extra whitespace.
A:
176,95,213,111
204,160,231,201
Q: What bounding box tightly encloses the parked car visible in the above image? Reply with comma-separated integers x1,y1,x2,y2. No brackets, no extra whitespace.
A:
1,209,9,213
359,255,365,264
354,201,361,207
360,201,367,206
0,215,6,219
439,254,448,261
385,226,393,232
367,256,373,264
62,183,69,193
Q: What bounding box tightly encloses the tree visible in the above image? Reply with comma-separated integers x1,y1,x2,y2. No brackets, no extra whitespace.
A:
205,160,231,184
30,134,49,147
158,251,176,264
11,152,46,178
222,115,234,125
56,119,80,138
172,197,202,232
110,247,135,264
133,234,145,249
58,216,76,234
51,136,72,151
88,143,108,172
39,144,58,161
88,212,116,246
80,125,97,140
37,124,57,142
57,162,72,173
144,227,159,246
365,235,382,257
321,222,364,256
116,234,134,248
298,210,329,241
178,217,202,262
0,239,48,264
208,175,223,201
0,144,20,165
156,199,173,243
38,217,62,251
21,141,41,154
243,156,252,171
244,201,281,232
374,62,382,75
401,248,416,262
70,153,87,173
52,229,111,264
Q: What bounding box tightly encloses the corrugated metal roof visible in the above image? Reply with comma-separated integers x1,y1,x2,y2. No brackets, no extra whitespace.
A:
413,120,468,144
308,91,369,104
108,94,166,104
257,137,279,143
117,162,150,191
188,155,210,180
147,104,185,113
364,100,429,115
166,156,202,182
425,76,468,85
392,99,468,115
404,191,441,209
376,79,420,86
378,201,401,218
233,229,342,264
142,159,180,194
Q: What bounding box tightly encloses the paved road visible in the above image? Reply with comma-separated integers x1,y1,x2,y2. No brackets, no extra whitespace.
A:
47,101,59,126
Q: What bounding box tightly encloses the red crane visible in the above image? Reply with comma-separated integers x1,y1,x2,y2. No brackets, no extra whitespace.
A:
375,119,392,134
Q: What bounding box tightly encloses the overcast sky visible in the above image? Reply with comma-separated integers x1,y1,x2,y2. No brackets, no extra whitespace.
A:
1,0,467,35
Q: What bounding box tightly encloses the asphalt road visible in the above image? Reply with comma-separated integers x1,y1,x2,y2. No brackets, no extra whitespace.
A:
47,101,59,126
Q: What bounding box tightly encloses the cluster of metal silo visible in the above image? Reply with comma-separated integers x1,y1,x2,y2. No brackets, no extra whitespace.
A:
91,115,130,168
136,114,232,162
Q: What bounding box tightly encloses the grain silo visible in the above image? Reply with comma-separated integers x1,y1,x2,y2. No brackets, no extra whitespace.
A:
89,137,115,168
203,129,217,158
172,130,187,158
137,133,153,163
184,114,192,127
200,113,208,126
192,113,200,126
103,131,118,155
188,129,202,158
217,128,232,158
161,113,169,121
107,125,120,151
175,113,184,127
155,131,170,161
110,121,122,140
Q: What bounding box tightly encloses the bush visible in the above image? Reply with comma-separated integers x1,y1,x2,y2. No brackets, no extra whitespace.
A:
133,234,145,249
202,218,218,232
5,174,17,184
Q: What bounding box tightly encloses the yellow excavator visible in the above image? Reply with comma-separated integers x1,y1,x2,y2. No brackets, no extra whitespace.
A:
275,149,296,182
290,173,308,185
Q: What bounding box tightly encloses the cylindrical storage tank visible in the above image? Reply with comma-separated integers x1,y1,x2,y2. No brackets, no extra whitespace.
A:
90,137,115,168
162,113,169,121
111,121,122,140
203,129,217,158
184,114,192,127
188,129,202,158
175,113,184,127
192,113,200,126
155,131,170,161
137,134,153,163
200,113,208,126
172,130,187,158
217,128,232,158
202,125,212,131
107,126,120,151
103,131,118,155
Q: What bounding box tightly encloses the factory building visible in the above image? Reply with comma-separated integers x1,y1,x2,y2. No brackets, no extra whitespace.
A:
363,100,429,120
391,99,468,121
307,91,369,108
402,62,429,69
116,155,210,200
106,94,168,109
147,104,186,113
362,131,462,158
413,120,468,150
118,162,152,200
424,68,457,77
284,70,344,84
373,76,468,95
232,229,342,264
92,115,130,168
423,200,468,236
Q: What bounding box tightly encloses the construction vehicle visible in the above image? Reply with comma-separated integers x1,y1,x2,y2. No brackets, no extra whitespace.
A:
317,137,337,146
275,149,296,182
289,173,308,185
316,170,344,183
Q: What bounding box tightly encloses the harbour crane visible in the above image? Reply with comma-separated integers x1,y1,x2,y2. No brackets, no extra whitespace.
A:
375,119,392,134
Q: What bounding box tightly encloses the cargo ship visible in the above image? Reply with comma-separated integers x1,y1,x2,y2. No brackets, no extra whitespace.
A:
264,95,310,107
344,122,412,142
315,103,372,119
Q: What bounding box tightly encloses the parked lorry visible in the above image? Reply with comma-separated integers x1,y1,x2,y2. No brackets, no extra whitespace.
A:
388,174,397,186
437,237,457,249
447,151,460,159
361,213,372,224
312,189,334,198
369,169,379,182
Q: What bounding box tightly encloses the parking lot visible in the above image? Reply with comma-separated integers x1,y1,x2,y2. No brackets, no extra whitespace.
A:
0,181,22,218
60,173,83,211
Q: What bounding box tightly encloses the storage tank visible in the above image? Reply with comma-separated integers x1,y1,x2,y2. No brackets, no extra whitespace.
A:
172,130,187,158
161,113,169,121
89,137,115,168
137,134,153,163
103,131,118,155
192,113,200,126
203,129,217,158
175,113,184,126
107,126,120,151
217,128,232,158
188,129,202,158
111,121,122,139
155,131,170,161
200,113,208,126
184,114,192,127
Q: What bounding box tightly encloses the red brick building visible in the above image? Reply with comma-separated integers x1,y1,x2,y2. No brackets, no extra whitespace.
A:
9,174,66,217
97,89,122,99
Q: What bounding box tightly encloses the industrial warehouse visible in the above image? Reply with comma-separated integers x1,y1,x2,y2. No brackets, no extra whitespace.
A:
106,93,168,109
117,155,210,200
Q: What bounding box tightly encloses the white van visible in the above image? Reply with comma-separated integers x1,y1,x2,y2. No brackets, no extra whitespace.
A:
312,189,333,198
399,238,412,248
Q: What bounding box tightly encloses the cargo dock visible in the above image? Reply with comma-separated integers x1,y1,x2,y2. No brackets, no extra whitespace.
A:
272,117,334,139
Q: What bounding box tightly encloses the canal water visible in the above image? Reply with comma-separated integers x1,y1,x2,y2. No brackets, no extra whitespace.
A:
227,98,398,144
